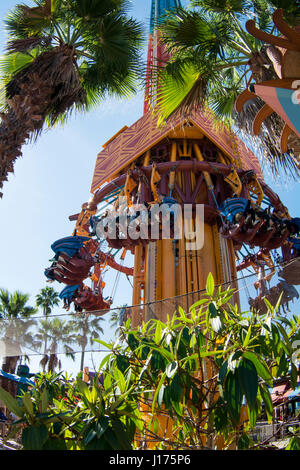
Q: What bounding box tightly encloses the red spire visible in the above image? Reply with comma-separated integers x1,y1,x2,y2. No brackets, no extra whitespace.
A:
144,0,181,114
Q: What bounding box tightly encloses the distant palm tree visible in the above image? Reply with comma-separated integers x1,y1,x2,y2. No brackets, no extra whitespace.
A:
35,318,52,371
36,286,60,362
36,317,77,372
109,305,128,336
0,0,143,197
36,286,60,317
74,313,104,372
0,289,37,393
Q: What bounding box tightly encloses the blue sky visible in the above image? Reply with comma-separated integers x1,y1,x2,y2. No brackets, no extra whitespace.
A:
0,0,151,307
0,0,299,374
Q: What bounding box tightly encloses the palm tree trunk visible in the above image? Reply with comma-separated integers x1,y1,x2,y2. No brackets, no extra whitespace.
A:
80,326,89,373
0,81,52,197
0,46,84,197
43,333,48,370
48,341,58,372
80,346,86,373
1,355,19,395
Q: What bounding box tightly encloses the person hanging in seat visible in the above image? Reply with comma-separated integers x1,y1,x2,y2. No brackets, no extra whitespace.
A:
220,197,250,225
59,285,80,311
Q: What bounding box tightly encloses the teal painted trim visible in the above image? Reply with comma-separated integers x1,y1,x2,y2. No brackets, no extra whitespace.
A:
276,87,300,134
0,369,34,386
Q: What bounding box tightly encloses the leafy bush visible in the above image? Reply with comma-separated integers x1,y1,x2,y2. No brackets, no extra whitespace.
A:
1,274,300,450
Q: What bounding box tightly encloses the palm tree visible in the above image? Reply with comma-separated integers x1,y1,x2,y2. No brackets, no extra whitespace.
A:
36,286,60,317
154,0,300,176
35,317,53,371
109,304,128,336
0,0,143,197
74,313,104,372
36,317,77,372
36,286,60,364
0,289,37,394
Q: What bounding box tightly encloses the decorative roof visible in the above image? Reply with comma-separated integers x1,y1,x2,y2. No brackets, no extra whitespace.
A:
90,108,263,193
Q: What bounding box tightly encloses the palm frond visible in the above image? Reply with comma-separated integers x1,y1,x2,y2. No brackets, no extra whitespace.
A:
234,97,300,177
7,36,52,54
155,63,206,125
191,0,254,16
4,3,54,40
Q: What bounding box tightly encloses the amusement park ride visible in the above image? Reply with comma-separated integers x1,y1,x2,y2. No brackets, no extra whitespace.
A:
44,1,300,329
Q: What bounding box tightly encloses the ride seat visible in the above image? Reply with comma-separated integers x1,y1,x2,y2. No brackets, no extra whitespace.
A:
220,198,249,224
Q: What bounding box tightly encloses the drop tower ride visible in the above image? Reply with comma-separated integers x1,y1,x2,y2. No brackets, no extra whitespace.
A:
45,0,300,328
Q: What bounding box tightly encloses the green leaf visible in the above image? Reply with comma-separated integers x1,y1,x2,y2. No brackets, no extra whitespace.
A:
237,433,250,450
40,388,49,413
263,298,274,313
98,354,110,370
114,368,127,394
154,321,163,343
243,325,252,348
196,328,206,349
22,424,48,450
219,360,228,384
237,358,258,409
248,390,262,429
209,302,218,317
276,352,289,378
111,419,132,450
228,350,242,372
0,385,24,417
76,377,89,397
224,371,243,426
151,350,166,372
178,306,187,320
248,401,258,429
169,373,183,403
76,378,98,410
152,372,167,412
127,333,139,351
43,438,68,450
274,292,283,314
84,433,111,450
275,322,292,355
209,302,223,333
270,323,281,357
259,383,273,422
206,273,215,297
89,386,98,404
243,351,272,386
213,399,229,432
83,426,97,447
94,339,114,350
146,342,173,361
291,363,298,389
286,436,300,450
189,298,209,310
22,392,34,417
95,416,109,439
152,417,159,434
116,354,130,374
